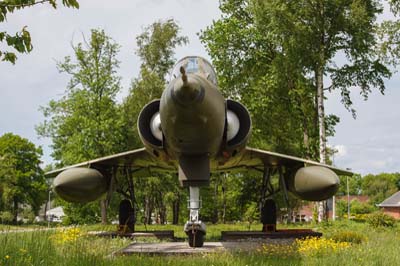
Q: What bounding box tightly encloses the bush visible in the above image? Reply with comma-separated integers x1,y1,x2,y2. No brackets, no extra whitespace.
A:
331,231,366,244
352,213,368,222
351,200,376,214
0,211,14,224
366,212,396,228
61,216,73,226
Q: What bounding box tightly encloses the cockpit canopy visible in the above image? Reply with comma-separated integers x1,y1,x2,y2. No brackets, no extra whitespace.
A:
171,56,217,86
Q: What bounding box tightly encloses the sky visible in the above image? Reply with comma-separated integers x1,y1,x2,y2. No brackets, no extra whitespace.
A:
0,0,399,176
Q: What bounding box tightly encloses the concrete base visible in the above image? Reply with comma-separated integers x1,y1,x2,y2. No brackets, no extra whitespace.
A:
88,230,174,240
221,229,322,241
115,241,285,256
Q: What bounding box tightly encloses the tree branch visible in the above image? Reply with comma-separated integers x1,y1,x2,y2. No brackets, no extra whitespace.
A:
1,0,53,9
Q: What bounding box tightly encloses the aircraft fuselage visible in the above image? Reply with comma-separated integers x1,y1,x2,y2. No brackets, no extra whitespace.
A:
160,72,226,158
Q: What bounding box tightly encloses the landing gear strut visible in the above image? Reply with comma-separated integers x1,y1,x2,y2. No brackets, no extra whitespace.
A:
184,186,206,247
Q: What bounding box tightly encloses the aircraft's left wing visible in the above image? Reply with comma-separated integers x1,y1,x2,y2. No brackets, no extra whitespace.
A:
217,147,353,176
45,147,176,178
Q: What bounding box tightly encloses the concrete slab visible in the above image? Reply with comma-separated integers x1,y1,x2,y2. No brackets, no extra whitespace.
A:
88,230,174,239
115,240,294,256
221,229,322,241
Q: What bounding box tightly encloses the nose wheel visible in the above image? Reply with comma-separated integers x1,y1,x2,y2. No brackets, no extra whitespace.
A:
187,226,205,247
184,186,206,247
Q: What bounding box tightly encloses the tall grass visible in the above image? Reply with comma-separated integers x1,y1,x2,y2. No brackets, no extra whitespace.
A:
0,221,399,266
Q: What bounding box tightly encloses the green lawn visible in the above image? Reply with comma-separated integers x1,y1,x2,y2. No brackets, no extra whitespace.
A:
0,221,399,266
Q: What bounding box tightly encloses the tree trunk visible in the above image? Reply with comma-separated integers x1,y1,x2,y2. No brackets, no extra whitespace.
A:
160,205,167,224
13,197,18,224
144,197,153,224
126,168,136,224
44,199,48,222
172,195,180,224
303,115,310,159
222,176,227,224
316,52,327,222
212,179,218,224
158,192,167,224
100,199,108,224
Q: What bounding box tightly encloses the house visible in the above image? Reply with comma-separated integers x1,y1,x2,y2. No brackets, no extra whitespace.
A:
292,195,371,222
377,191,400,219
46,206,65,222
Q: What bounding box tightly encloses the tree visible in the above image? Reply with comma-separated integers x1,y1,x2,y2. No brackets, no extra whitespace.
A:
200,0,322,159
201,0,400,221
199,0,315,221
361,173,400,205
135,19,189,80
37,29,123,224
121,19,188,151
252,0,395,163
0,0,79,64
337,174,362,196
254,0,400,221
0,133,47,223
120,19,187,224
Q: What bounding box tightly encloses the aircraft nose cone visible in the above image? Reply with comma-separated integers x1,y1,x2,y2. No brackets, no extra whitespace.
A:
172,77,204,105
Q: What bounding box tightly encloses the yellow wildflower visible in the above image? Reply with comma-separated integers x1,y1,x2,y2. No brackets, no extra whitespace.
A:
296,236,350,257
51,227,83,244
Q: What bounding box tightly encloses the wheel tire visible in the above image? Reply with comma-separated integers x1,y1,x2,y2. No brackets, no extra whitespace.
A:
188,230,205,248
261,199,277,224
119,199,135,232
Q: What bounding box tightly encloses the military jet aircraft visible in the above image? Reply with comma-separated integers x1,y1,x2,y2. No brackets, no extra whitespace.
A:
47,56,352,247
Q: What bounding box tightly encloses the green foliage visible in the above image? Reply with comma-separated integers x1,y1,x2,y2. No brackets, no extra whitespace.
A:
351,200,376,214
37,29,124,222
331,230,366,244
366,211,396,228
61,201,101,225
336,199,376,220
118,20,188,225
0,133,47,222
243,202,259,228
337,174,363,196
0,211,14,224
251,0,393,115
361,173,400,205
0,0,79,64
201,0,400,180
37,29,123,165
135,19,188,79
121,19,187,151
200,0,320,161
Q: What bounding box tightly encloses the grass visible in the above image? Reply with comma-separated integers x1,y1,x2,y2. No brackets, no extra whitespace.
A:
0,221,399,266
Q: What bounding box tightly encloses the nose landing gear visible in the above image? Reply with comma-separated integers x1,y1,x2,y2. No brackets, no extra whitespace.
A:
184,186,206,247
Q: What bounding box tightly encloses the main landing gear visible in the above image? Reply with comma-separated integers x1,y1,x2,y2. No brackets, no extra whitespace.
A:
261,199,277,232
184,186,206,247
118,199,135,233
259,166,288,232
